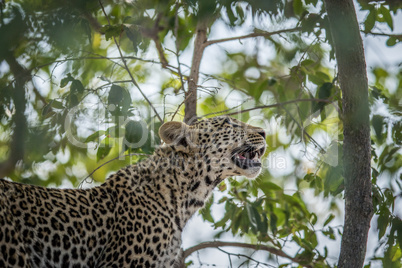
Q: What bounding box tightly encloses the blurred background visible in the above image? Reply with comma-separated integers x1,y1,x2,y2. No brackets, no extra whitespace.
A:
0,0,401,266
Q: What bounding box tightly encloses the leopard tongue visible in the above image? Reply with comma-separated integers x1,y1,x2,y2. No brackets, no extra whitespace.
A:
236,152,260,161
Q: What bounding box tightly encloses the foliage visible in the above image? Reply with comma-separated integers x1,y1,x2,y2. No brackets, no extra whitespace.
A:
0,0,401,266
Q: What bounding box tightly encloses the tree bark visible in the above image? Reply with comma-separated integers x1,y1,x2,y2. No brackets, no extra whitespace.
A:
323,1,373,267
0,54,28,178
184,20,207,124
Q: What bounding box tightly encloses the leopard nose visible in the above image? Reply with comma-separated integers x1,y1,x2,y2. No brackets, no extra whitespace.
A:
258,130,266,139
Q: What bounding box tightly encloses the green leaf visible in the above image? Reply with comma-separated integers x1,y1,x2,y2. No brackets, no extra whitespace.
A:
322,226,336,240
245,203,260,234
270,212,277,234
301,59,315,68
68,93,79,108
97,136,112,161
293,0,303,16
318,82,333,100
309,71,330,85
378,145,400,170
258,181,282,197
301,14,319,33
323,214,335,227
51,100,64,109
125,120,147,145
313,82,333,113
386,37,397,47
71,79,85,94
108,85,124,105
107,126,124,139
394,219,402,249
371,86,382,100
200,195,214,223
392,122,402,145
235,5,245,24
123,24,141,52
372,115,384,141
323,164,344,196
226,5,236,25
379,6,393,31
108,85,132,116
364,9,376,33
310,213,318,225
377,210,390,240
42,101,53,116
259,214,269,235
303,173,315,182
100,24,123,41
85,130,106,143
60,73,73,88
231,210,243,235
268,78,277,86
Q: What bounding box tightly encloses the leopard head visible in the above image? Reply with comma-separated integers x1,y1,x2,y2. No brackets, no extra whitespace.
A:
159,116,266,178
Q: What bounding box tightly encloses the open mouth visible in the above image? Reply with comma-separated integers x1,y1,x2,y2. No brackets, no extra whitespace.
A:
232,146,265,169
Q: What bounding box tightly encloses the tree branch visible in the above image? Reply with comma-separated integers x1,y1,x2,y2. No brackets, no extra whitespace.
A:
204,27,302,47
32,85,48,105
199,98,331,153
184,19,208,124
82,12,102,32
174,3,186,95
364,31,402,39
181,26,302,124
32,55,166,72
0,54,29,178
99,0,163,123
183,241,312,267
199,98,334,118
216,247,275,268
140,12,169,68
170,91,195,122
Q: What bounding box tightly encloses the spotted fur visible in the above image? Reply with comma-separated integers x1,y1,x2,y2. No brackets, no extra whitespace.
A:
0,116,266,267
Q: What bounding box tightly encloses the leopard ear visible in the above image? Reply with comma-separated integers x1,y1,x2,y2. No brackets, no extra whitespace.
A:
159,121,189,149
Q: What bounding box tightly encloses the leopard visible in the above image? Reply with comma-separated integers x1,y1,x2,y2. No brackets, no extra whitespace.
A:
0,116,266,268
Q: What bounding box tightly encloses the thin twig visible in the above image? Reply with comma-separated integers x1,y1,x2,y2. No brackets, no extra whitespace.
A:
204,27,302,47
364,31,402,38
99,0,163,123
283,105,325,153
93,80,133,91
216,248,275,268
199,98,333,118
32,85,48,105
33,56,167,72
167,3,189,123
200,98,330,154
174,3,186,94
170,90,195,122
140,12,169,68
79,153,150,188
183,241,312,267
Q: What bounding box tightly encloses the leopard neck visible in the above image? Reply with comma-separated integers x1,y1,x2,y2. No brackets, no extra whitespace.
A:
105,146,224,229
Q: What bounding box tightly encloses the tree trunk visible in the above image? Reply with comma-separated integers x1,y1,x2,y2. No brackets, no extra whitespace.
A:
184,20,207,124
0,54,28,178
323,1,373,267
